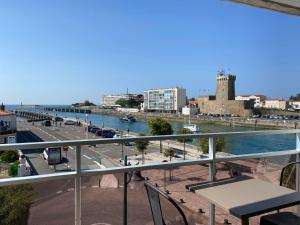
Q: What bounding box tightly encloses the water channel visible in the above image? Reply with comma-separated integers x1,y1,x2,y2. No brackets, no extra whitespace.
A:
9,106,296,155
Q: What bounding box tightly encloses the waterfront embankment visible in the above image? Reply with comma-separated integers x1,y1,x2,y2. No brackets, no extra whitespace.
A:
90,108,300,129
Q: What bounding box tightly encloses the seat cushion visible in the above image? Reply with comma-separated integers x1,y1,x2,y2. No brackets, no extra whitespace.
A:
260,212,300,225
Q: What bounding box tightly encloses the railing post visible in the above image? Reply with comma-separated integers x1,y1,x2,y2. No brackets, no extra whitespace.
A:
75,146,82,225
123,155,128,225
296,133,300,216
208,137,216,225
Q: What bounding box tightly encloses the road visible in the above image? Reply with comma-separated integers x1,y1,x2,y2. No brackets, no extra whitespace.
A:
17,121,149,174
12,121,229,225
14,121,153,225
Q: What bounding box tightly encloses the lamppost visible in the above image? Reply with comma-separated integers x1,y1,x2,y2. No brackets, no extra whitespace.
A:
85,114,89,139
52,109,56,130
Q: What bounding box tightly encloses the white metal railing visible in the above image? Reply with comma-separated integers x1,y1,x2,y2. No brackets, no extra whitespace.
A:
0,129,300,225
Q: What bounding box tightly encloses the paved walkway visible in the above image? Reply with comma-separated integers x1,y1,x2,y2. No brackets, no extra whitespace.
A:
142,156,296,225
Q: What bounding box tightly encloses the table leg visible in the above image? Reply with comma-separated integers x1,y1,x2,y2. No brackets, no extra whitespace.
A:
241,218,249,225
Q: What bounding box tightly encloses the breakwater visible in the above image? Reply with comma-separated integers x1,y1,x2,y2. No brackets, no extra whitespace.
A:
15,110,53,122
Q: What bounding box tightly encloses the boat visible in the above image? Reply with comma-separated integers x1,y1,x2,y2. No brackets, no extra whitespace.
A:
184,123,200,133
183,105,200,132
120,114,136,123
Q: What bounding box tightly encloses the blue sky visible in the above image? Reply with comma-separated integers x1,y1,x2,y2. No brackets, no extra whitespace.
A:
1,0,300,105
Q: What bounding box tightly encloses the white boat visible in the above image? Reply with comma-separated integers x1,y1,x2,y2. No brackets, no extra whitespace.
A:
120,114,136,123
184,105,200,132
184,123,200,133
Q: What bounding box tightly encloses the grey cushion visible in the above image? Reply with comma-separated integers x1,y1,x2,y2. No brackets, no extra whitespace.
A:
260,212,300,225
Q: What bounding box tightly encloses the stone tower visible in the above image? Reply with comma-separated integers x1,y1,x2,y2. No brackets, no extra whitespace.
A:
216,71,236,101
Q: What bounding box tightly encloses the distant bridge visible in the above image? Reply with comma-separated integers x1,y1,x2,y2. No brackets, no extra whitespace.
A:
43,106,91,114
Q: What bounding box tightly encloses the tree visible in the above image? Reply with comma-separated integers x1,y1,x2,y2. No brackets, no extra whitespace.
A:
290,93,300,101
0,185,33,225
148,118,173,135
164,148,175,180
176,128,193,160
198,137,225,154
135,133,149,164
115,98,128,108
72,100,95,107
148,118,173,153
164,148,175,162
128,98,138,108
83,100,95,106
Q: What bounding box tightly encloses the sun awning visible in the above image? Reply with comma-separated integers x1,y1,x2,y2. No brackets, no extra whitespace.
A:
228,0,300,16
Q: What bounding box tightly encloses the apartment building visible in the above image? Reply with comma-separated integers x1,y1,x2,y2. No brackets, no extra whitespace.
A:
143,87,186,113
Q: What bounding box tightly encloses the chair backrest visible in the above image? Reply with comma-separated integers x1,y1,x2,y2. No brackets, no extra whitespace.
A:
280,162,300,190
144,182,189,225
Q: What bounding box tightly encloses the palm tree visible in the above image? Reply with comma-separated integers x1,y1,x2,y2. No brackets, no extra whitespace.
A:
135,133,149,164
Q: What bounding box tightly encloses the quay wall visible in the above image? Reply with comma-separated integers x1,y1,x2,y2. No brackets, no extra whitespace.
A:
90,108,300,129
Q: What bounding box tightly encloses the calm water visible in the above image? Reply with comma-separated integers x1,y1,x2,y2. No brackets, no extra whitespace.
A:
7,105,296,155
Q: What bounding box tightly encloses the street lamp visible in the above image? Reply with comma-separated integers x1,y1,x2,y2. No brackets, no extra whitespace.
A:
85,114,89,139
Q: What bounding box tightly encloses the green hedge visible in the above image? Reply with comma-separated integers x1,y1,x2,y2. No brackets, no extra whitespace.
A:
0,150,19,163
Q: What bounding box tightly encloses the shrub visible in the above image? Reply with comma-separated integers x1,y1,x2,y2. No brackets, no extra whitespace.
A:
0,150,19,163
0,185,33,225
198,138,225,154
8,163,19,177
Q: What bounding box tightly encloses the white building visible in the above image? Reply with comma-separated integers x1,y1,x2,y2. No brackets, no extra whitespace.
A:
289,101,300,110
143,87,186,113
0,104,17,144
262,99,288,110
235,95,266,108
102,94,138,107
182,106,199,115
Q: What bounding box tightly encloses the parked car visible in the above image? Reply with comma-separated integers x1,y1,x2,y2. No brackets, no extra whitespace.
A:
90,127,101,133
64,120,76,125
54,117,64,122
88,125,97,132
102,129,116,138
42,120,52,126
95,129,103,136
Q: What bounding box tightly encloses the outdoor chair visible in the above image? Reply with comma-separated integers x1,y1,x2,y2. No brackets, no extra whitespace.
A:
144,181,189,225
260,162,300,225
280,162,300,190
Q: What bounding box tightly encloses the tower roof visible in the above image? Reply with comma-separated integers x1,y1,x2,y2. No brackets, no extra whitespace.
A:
216,71,236,81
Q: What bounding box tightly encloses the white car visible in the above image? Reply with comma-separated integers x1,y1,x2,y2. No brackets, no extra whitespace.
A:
43,147,62,165
113,134,136,146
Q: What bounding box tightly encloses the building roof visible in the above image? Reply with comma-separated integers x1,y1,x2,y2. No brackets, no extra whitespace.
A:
237,94,266,98
228,0,300,16
144,87,186,92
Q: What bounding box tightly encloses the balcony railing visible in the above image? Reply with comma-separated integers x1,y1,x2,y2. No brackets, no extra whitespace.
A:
0,129,300,225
